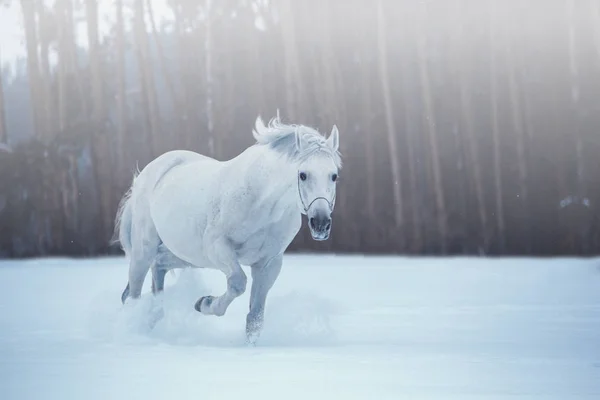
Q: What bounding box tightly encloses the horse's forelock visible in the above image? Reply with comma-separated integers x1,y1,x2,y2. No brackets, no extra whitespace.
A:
253,115,342,168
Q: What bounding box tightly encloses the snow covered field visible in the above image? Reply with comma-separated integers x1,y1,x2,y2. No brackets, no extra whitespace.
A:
1,255,600,399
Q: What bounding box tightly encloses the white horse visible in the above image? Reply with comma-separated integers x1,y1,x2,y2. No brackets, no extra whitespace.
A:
113,115,341,343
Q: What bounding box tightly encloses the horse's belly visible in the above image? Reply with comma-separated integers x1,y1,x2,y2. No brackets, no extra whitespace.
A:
153,210,209,266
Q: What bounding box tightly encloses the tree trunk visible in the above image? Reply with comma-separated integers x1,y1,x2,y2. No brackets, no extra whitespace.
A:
489,0,505,252
506,37,531,252
115,0,127,172
565,0,588,252
457,9,488,252
87,0,104,129
38,8,56,138
358,44,376,229
56,1,68,133
590,0,600,59
86,0,113,244
169,2,192,150
57,0,89,132
376,0,404,231
204,0,215,156
0,46,7,144
146,0,183,114
566,0,584,193
279,0,304,121
318,1,342,124
416,4,448,253
398,17,423,253
249,17,266,117
20,0,43,138
134,0,160,157
459,83,488,252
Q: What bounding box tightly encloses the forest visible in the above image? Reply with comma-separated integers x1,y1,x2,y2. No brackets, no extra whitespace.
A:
1,0,600,258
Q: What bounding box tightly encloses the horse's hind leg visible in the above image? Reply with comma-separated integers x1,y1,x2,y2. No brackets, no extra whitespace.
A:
151,243,189,295
122,233,161,303
151,268,167,294
127,250,157,300
151,245,168,294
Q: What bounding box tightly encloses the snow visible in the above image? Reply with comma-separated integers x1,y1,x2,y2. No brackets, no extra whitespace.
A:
1,255,600,399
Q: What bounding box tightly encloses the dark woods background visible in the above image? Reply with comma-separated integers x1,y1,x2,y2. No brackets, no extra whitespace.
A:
1,0,600,258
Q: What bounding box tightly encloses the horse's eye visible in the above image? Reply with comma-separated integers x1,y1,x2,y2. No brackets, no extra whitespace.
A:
332,174,338,182
299,172,307,181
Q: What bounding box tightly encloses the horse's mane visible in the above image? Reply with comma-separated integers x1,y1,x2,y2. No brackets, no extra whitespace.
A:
252,115,342,168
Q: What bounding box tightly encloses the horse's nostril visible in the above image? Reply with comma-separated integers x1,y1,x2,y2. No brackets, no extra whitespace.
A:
310,217,316,229
325,221,331,231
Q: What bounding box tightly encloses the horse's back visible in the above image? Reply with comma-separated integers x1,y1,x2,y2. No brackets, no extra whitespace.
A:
131,150,209,195
145,150,209,178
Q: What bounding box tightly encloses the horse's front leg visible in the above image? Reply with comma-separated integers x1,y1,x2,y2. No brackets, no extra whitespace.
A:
194,249,247,317
246,254,283,344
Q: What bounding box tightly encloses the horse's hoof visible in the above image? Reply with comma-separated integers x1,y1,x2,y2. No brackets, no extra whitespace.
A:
121,283,130,305
195,296,214,313
246,330,260,346
246,319,262,345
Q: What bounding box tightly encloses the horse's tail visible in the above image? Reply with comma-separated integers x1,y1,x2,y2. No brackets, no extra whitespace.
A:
110,169,139,255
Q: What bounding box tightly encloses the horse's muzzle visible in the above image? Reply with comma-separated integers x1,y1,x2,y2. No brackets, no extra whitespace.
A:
309,215,332,241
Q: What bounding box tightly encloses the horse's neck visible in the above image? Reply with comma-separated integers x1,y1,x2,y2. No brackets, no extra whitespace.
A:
231,145,298,205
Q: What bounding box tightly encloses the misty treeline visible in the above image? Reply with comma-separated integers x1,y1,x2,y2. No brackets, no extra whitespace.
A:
1,0,600,258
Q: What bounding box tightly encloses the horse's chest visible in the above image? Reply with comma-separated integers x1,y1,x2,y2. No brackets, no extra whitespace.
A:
234,214,300,266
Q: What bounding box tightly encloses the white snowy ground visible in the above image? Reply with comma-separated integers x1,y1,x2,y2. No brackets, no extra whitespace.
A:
1,255,600,400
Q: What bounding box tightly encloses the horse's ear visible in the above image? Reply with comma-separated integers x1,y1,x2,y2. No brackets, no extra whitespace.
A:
327,125,340,152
